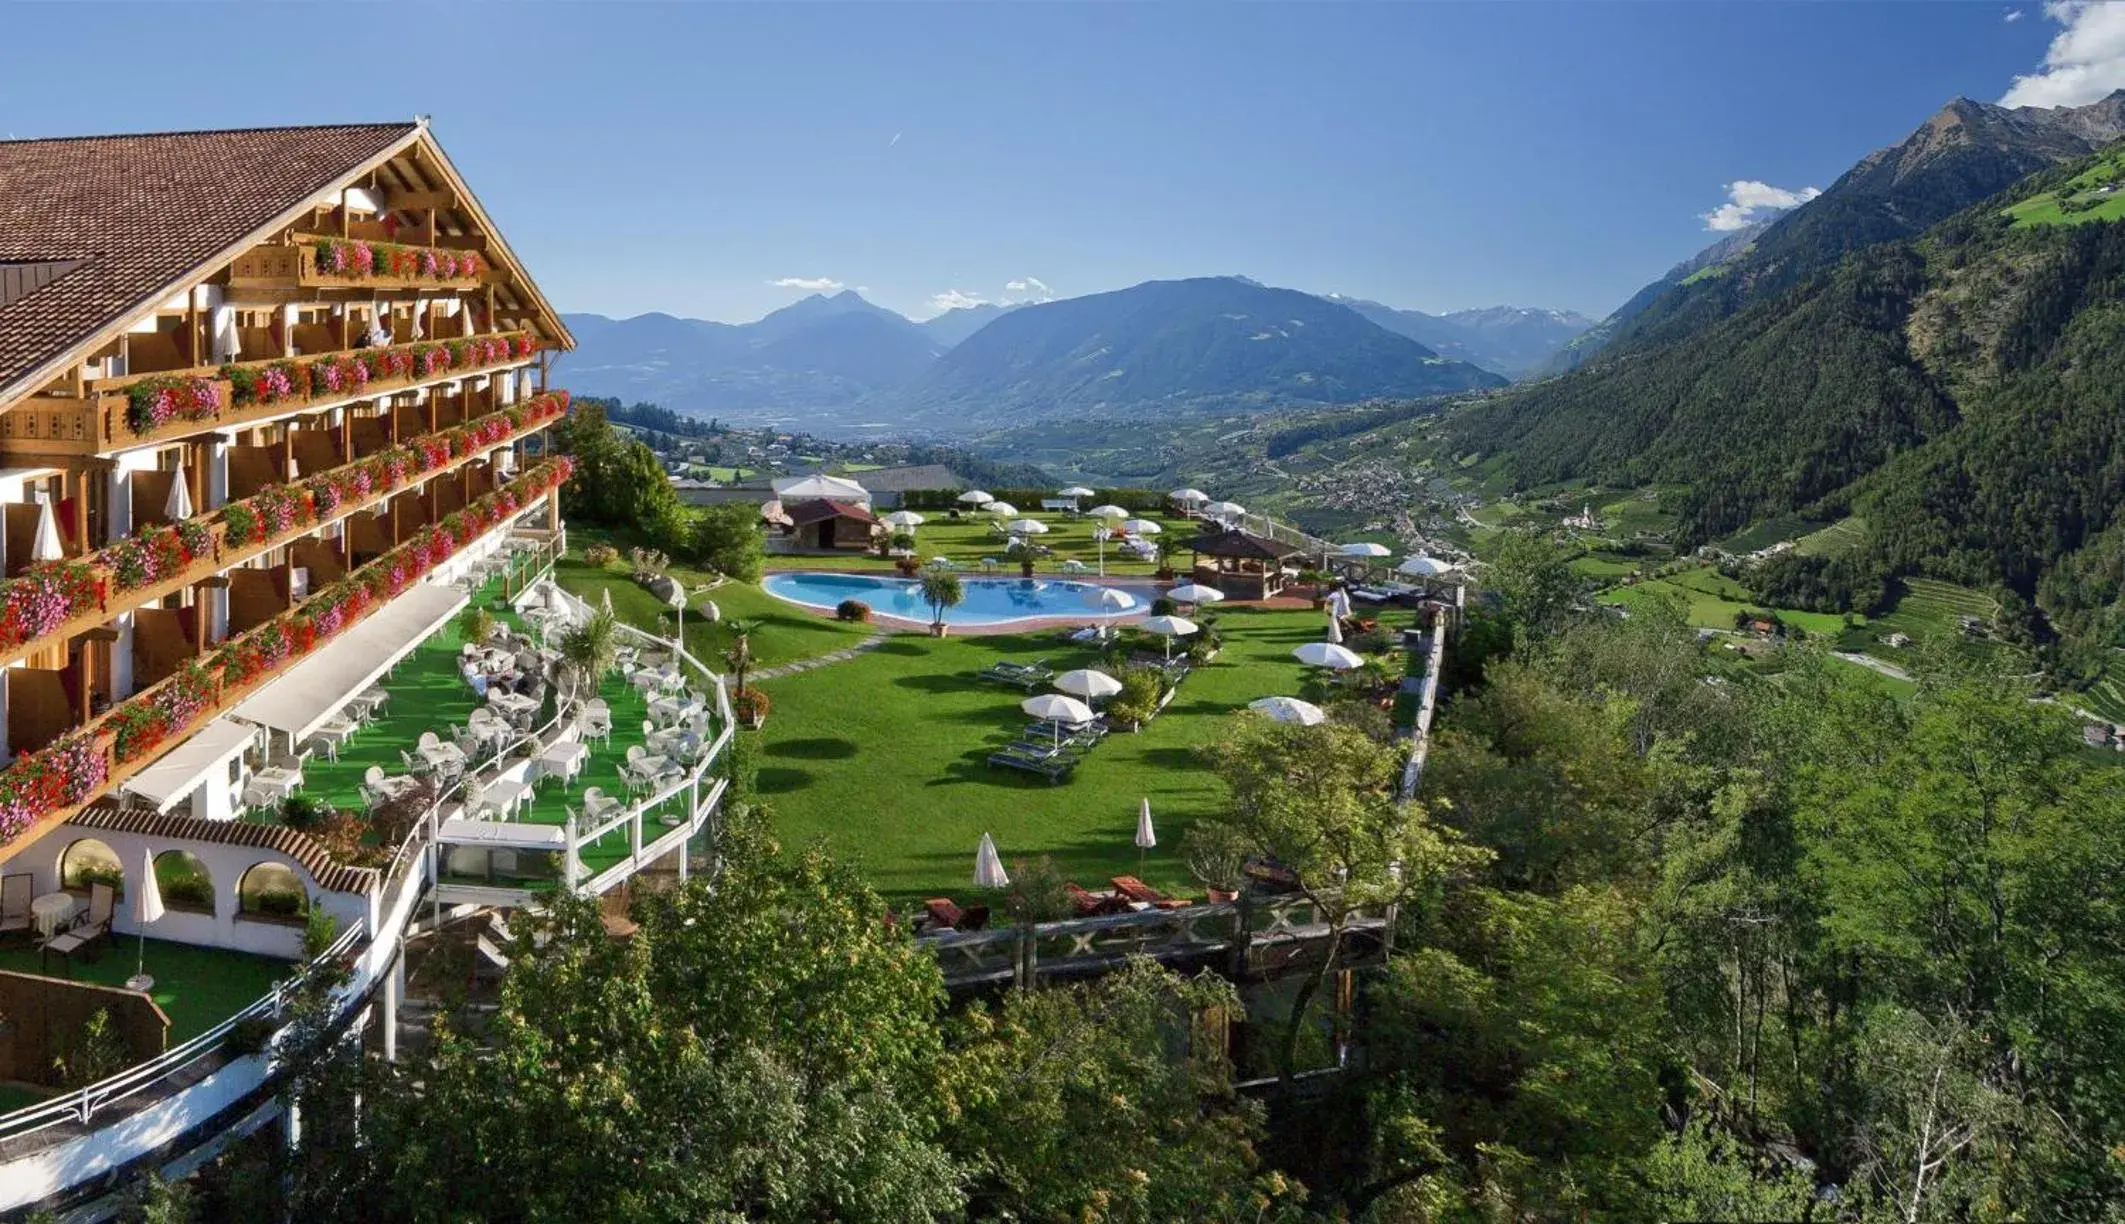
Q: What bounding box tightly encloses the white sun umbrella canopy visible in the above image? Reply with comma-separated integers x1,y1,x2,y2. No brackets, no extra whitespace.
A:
1399,554,1453,577
1293,641,1364,670
1008,519,1050,536
882,510,925,528
975,833,1010,890
1170,488,1209,504
985,501,1018,518
1136,797,1157,875
1120,518,1162,536
1341,541,1392,558
1054,668,1123,701
1058,486,1096,499
1023,692,1097,745
1141,613,1198,661
31,501,63,561
1203,500,1246,519
165,474,195,520
957,489,994,506
1249,695,1328,725
1086,504,1129,520
1083,586,1138,612
1166,582,1225,605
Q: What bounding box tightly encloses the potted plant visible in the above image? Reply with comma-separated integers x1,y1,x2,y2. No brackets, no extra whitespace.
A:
920,570,964,638
723,618,760,695
558,609,620,688
1154,540,1176,582
1298,569,1331,609
733,686,771,729
1183,822,1249,904
895,555,922,576
1020,556,1036,579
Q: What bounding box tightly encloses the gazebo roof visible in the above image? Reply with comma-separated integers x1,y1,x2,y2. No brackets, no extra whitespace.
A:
785,498,878,527
1182,527,1303,561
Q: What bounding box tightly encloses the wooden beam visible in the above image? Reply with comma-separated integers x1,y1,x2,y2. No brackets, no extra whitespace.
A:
387,189,459,212
75,626,120,644
196,575,231,589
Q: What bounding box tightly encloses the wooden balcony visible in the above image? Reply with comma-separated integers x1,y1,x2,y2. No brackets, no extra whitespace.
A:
0,334,534,458
229,233,486,293
0,457,575,870
0,393,568,678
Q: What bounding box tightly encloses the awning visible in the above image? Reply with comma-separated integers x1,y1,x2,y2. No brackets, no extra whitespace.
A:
231,583,467,741
437,818,565,848
120,716,260,814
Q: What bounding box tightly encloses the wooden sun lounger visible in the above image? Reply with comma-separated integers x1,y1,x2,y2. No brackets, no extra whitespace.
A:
924,897,964,929
1112,875,1189,909
979,662,1053,690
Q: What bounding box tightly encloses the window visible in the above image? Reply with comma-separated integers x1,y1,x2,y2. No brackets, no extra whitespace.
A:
59,838,123,896
237,861,306,922
154,851,214,914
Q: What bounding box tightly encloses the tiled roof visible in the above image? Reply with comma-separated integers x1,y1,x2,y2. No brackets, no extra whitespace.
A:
1182,527,1304,561
831,464,964,492
786,498,879,526
0,122,419,404
69,799,381,895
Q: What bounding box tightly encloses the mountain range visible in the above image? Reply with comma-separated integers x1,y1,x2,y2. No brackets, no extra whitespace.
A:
562,278,1535,429
1444,88,2125,668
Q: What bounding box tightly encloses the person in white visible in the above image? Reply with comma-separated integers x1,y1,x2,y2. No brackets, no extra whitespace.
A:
1325,584,1353,632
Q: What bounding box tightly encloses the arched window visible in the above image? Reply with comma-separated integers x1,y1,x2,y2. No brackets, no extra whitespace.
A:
154,851,214,914
59,838,123,897
237,862,307,922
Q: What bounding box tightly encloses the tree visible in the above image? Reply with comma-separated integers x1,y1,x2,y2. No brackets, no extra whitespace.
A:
1196,718,1487,1089
919,570,963,632
553,401,689,552
941,959,1305,1223
691,502,764,582
1482,528,1582,640
335,854,964,1223
557,608,620,691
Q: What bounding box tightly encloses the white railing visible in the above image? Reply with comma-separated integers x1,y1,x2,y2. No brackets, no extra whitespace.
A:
1397,584,1461,801
0,921,366,1146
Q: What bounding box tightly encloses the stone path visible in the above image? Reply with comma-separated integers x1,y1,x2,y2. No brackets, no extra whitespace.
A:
749,631,891,682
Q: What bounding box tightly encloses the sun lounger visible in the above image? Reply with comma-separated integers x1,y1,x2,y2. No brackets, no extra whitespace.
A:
1065,881,1128,916
1112,875,1189,909
987,750,1074,783
923,897,964,930
978,660,1053,689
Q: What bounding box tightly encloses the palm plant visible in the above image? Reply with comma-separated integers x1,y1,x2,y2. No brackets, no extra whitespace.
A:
920,570,964,636
457,605,497,647
723,617,761,694
558,609,620,691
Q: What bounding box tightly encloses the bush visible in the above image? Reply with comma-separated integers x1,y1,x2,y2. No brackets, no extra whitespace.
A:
303,908,341,960
224,1014,278,1058
690,503,764,582
835,599,873,623
254,889,307,918
583,543,618,567
1107,666,1165,728
161,873,213,910
68,862,124,894
1149,596,1178,617
52,1009,127,1090
628,546,670,582
278,794,333,832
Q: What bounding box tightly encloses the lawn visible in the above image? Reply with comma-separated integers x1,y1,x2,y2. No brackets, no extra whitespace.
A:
751,602,1370,906
0,937,290,1042
1600,565,1856,636
2006,148,2125,227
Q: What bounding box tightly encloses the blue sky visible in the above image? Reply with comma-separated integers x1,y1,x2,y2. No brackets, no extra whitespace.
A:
0,3,2096,323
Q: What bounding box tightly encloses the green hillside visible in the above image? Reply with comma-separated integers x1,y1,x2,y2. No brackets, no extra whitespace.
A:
2006,147,2125,227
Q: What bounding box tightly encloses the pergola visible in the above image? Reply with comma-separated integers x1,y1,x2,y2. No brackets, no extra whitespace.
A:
1181,527,1304,600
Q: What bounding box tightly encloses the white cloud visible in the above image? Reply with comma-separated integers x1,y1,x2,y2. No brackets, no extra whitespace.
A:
2003,1,2125,108
768,276,843,292
2006,7,2026,21
928,289,988,313
1701,179,1823,231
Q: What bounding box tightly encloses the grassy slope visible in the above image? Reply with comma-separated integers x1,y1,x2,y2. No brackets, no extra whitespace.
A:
2006,148,2125,227
752,603,1364,905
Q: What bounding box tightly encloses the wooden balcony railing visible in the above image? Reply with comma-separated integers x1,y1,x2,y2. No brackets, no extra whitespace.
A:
230,233,485,292
0,332,537,457
0,391,570,677
0,456,576,867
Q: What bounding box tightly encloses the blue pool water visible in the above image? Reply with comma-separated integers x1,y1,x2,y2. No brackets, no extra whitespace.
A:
762,572,1160,626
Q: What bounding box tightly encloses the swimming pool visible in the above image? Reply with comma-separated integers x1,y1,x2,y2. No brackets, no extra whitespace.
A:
762,572,1160,627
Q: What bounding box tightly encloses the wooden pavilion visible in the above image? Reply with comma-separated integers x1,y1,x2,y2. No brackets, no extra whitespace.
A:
1181,527,1304,600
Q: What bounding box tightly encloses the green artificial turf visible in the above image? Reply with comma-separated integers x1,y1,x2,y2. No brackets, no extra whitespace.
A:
751,603,1377,906
0,936,290,1041
554,553,873,674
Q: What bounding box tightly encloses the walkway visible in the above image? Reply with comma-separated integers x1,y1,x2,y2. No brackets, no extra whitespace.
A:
751,631,890,681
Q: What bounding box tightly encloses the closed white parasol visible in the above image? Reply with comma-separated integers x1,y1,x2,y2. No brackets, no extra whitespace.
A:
165,475,194,521
129,846,164,991
975,833,1010,890
1293,641,1363,669
31,501,63,561
1248,695,1327,725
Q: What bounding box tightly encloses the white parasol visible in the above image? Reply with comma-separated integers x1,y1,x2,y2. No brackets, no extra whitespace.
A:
975,833,1010,890
1054,668,1122,701
31,501,63,562
164,475,194,521
957,489,994,506
1166,582,1225,605
1293,641,1363,669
